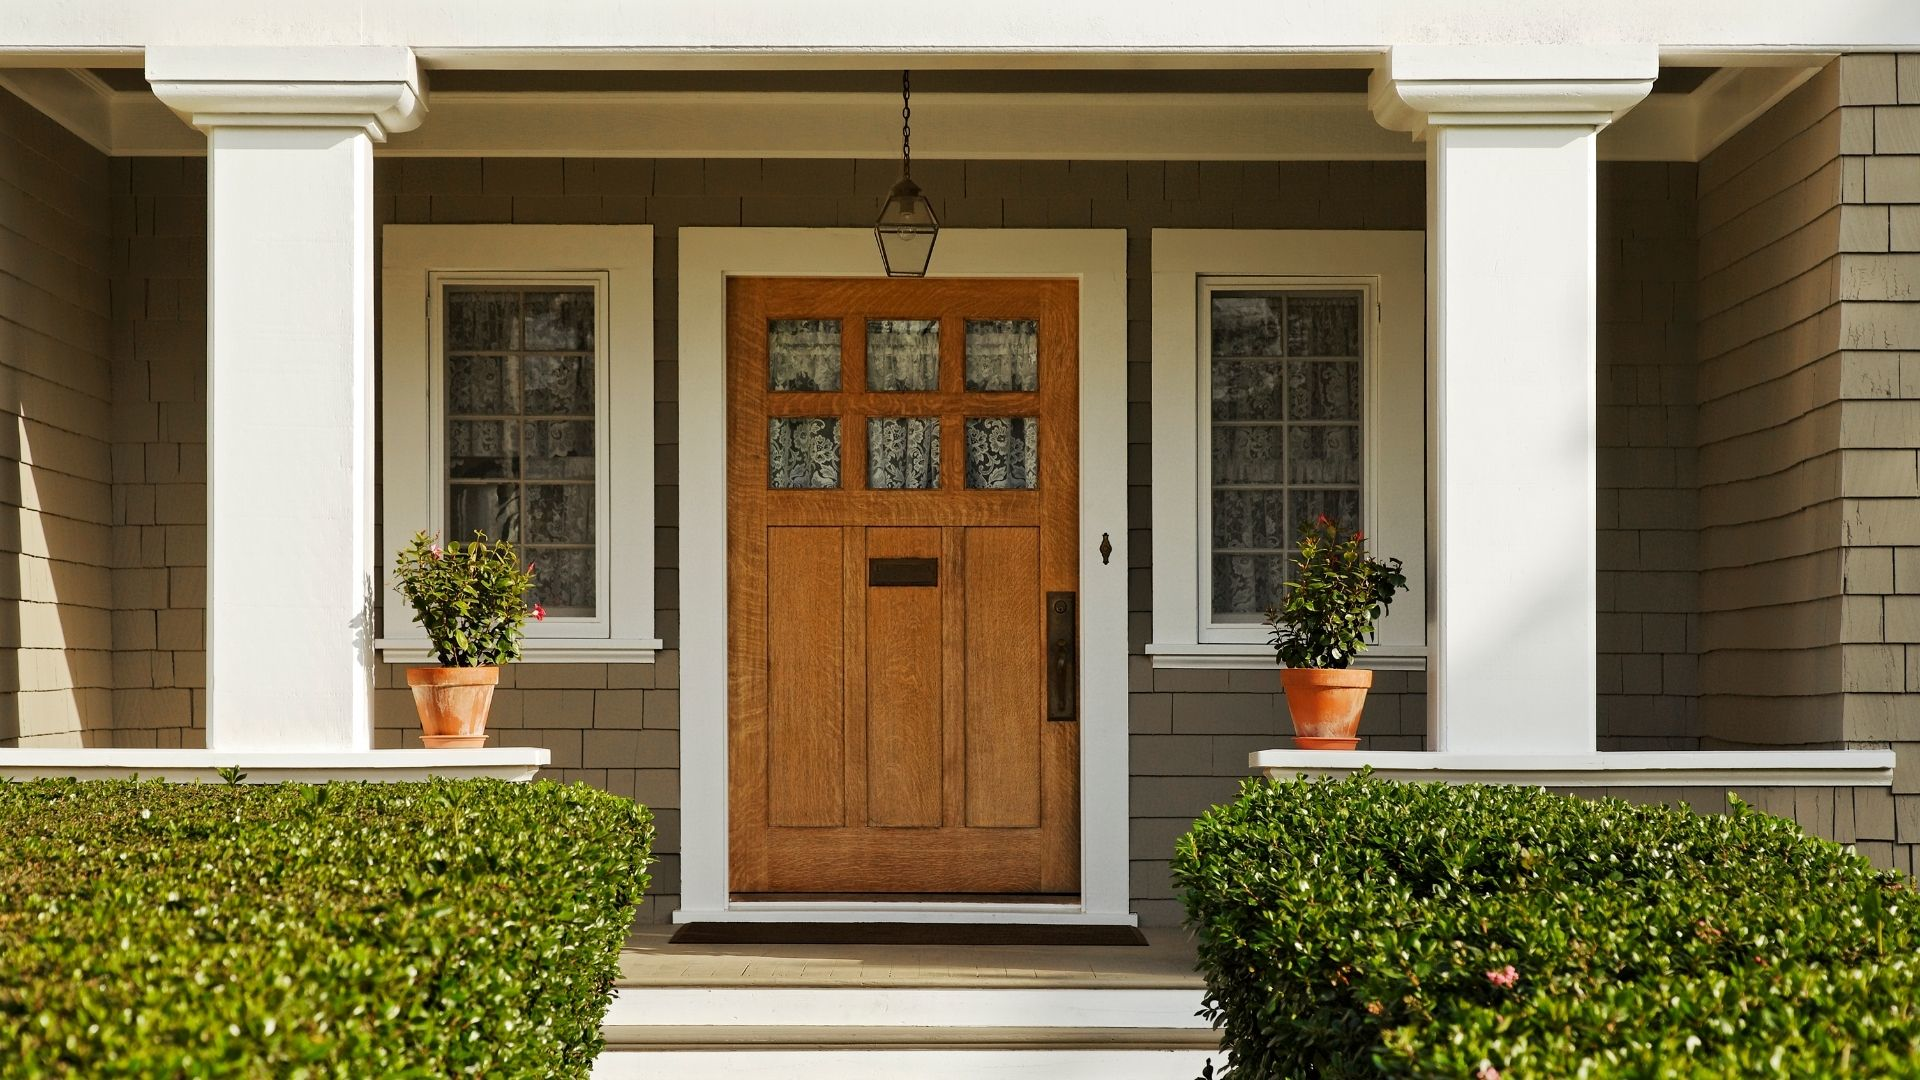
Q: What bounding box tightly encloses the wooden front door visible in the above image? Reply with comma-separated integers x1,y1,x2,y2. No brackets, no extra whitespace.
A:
727,277,1080,897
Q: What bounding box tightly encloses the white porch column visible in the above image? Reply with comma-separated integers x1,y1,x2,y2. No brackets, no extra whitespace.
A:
149,49,425,752
1372,47,1654,754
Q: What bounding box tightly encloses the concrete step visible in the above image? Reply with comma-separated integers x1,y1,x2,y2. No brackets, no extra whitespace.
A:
592,984,1222,1078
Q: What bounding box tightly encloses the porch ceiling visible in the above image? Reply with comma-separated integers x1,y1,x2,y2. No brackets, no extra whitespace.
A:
0,60,1814,163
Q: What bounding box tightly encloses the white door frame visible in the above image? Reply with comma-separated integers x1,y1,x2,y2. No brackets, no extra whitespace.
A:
675,228,1133,924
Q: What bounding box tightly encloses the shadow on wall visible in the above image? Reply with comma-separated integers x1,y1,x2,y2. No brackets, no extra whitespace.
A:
0,396,116,748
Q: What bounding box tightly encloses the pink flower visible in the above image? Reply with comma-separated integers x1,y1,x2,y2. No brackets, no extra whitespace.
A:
430,544,443,559
532,603,546,622
527,561,537,573
1477,1065,1502,1080
1485,964,1519,988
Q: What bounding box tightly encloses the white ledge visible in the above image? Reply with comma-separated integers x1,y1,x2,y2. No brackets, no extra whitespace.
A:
1250,750,1896,788
0,748,549,784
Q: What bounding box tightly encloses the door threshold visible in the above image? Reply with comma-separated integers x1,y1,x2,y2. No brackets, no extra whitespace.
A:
675,903,1140,927
733,893,1080,905
671,922,1148,946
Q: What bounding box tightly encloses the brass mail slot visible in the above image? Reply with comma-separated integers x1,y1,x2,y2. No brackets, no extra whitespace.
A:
868,557,939,587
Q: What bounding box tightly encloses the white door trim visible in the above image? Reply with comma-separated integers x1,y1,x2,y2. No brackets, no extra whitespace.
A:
676,227,1132,924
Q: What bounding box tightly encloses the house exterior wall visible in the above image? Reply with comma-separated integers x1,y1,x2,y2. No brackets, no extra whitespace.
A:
105,155,205,747
0,87,113,746
1696,56,1920,763
85,150,1725,921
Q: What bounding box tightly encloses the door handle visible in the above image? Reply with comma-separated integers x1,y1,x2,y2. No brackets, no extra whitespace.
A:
1046,592,1076,721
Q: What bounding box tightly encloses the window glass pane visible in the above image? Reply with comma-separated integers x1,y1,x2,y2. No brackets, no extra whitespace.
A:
1212,553,1288,619
1287,359,1361,421
524,420,595,480
1211,489,1288,551
1208,288,1365,623
769,319,842,391
528,547,595,615
523,290,595,350
526,484,595,544
867,319,940,391
522,355,593,415
769,417,841,489
448,355,518,414
964,319,1039,391
443,284,599,618
1285,295,1361,357
1210,296,1285,357
1211,426,1285,485
446,291,519,351
448,419,518,479
868,417,941,489
964,417,1039,489
1210,360,1283,421
449,483,520,544
1288,425,1361,486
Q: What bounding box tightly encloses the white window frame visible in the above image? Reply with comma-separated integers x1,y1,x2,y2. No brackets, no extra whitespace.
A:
1149,229,1426,670
377,225,661,664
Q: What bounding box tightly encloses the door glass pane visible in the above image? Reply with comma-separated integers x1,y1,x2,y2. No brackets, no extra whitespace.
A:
868,417,941,489
526,483,595,544
769,417,842,489
445,291,519,351
964,319,1039,391
769,319,842,391
964,417,1038,489
866,319,940,391
521,355,594,415
1287,359,1361,420
447,355,518,414
1211,425,1285,484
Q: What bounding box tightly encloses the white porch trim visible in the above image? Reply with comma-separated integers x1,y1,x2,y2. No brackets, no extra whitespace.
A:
0,747,549,783
1252,749,1896,788
676,227,1131,925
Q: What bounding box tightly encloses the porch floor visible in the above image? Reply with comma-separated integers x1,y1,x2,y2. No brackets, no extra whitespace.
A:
618,925,1204,988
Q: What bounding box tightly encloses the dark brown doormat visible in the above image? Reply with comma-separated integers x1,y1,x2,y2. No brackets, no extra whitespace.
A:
669,922,1149,946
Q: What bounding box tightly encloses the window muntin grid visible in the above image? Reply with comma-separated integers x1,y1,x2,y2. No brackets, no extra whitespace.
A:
1206,288,1365,624
443,284,599,618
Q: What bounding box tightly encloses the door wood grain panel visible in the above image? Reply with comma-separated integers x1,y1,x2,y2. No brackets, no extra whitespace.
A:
865,526,943,827
728,276,1079,896
765,526,846,827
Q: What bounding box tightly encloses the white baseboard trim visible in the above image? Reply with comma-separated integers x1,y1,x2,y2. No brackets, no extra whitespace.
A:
1250,749,1896,788
0,747,550,783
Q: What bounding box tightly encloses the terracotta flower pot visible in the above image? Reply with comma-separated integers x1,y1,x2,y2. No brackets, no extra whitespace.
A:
406,666,500,749
1280,667,1372,750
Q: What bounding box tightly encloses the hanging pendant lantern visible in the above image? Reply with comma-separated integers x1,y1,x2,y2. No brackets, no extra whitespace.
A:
875,70,938,277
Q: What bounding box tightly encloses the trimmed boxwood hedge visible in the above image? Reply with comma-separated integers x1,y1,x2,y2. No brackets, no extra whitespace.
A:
0,778,652,1078
1174,774,1920,1078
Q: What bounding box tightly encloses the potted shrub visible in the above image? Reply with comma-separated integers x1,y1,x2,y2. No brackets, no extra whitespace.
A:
1265,515,1408,749
392,530,543,748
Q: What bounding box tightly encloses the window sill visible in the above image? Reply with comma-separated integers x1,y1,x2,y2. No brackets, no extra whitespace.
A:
1145,643,1427,671
1249,750,1896,788
375,639,664,665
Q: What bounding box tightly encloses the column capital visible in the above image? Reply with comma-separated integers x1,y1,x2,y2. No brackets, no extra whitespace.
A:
1369,44,1657,137
147,46,426,141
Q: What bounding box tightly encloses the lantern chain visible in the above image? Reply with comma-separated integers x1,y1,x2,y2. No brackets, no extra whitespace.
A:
901,70,912,179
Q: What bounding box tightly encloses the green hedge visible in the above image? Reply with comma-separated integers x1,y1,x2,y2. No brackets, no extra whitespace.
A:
1174,774,1920,1078
0,778,652,1078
